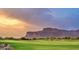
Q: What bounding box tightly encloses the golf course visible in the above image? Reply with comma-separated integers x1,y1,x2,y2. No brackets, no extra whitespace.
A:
0,39,79,50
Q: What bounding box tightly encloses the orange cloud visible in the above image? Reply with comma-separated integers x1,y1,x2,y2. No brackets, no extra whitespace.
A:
0,10,42,37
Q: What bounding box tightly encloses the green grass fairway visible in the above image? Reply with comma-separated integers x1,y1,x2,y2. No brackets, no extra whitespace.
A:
0,40,79,50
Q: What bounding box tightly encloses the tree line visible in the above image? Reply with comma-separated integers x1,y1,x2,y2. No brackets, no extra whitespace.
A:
0,37,79,40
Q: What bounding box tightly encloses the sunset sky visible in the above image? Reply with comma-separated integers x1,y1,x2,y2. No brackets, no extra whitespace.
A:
0,8,79,37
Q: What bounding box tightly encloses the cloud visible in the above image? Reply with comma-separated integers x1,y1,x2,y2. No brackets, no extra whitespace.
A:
1,8,79,30
0,8,79,37
0,8,57,28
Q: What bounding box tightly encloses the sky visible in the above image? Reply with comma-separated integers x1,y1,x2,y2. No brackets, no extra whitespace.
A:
0,8,79,37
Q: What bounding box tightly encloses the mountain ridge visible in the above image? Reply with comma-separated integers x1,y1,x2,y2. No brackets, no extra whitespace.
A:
26,28,79,38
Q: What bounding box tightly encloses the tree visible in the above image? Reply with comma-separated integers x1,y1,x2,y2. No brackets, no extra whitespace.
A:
0,37,3,40
4,37,15,40
32,38,37,40
50,37,56,41
76,37,79,40
20,37,26,40
63,37,71,40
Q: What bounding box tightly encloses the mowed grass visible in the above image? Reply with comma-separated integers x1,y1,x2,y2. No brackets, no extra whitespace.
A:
0,39,79,50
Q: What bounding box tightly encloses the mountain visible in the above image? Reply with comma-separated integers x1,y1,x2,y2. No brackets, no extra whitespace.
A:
26,28,79,38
